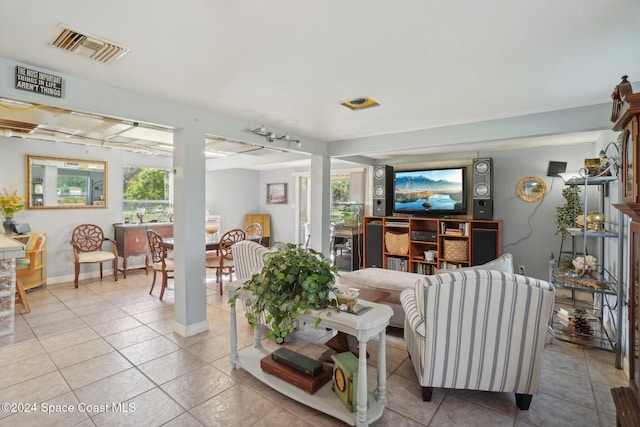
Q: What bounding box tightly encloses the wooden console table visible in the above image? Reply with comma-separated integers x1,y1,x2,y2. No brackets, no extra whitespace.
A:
113,223,173,277
227,283,393,426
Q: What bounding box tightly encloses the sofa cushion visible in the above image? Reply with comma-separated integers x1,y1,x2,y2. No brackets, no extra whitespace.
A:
437,252,513,274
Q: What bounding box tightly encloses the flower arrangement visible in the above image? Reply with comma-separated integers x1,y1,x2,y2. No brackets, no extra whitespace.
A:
572,255,597,277
0,186,25,219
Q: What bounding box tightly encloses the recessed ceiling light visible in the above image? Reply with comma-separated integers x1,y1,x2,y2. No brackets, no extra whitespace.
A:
341,97,379,110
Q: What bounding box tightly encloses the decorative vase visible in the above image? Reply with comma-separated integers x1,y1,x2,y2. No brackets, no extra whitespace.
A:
3,217,16,235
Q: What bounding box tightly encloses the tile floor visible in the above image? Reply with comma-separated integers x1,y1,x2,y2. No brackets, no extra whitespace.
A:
0,272,629,426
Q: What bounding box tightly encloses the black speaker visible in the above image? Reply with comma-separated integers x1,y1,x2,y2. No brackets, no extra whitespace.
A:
473,199,493,220
373,165,393,216
472,158,493,219
472,228,498,265
365,222,383,268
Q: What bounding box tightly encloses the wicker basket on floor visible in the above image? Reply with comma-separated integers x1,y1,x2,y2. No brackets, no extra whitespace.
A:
385,232,409,255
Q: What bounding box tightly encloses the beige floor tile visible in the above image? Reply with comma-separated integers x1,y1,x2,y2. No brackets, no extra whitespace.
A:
0,391,90,427
38,327,101,353
184,334,231,363
48,338,114,369
89,315,143,337
91,387,185,427
431,394,515,426
161,364,236,409
137,348,206,385
130,307,173,324
0,353,57,389
516,391,600,427
161,412,205,427
79,306,129,326
0,371,70,420
102,325,159,349
539,368,596,407
0,339,45,365
30,317,88,339
384,373,446,425
190,383,279,426
118,335,180,365
59,352,132,389
73,367,155,413
252,406,316,427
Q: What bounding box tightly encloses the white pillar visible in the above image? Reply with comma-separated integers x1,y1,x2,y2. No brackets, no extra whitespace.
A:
172,125,208,337
310,154,331,255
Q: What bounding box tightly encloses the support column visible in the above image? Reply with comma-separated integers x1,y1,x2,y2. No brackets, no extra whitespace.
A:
172,125,208,337
310,154,331,255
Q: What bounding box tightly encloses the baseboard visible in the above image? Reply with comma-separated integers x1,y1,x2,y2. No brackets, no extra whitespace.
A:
173,319,208,337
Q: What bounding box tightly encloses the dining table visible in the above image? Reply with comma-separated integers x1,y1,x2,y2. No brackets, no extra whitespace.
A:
162,235,261,252
162,237,220,251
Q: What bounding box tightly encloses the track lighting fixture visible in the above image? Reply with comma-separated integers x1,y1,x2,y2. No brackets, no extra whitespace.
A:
248,125,302,147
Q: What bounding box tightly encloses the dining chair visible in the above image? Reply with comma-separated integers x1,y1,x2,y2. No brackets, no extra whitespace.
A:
146,229,175,300
245,222,263,245
206,228,245,294
70,224,118,288
14,233,45,313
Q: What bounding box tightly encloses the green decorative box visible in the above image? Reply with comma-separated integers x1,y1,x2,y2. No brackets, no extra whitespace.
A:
331,351,359,412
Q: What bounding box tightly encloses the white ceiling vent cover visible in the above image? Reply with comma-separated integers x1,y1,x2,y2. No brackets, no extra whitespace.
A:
49,25,129,64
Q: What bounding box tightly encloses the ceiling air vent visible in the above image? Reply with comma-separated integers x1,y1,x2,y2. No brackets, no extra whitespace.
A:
49,25,129,64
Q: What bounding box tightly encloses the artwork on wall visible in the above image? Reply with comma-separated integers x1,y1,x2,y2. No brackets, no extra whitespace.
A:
267,183,288,204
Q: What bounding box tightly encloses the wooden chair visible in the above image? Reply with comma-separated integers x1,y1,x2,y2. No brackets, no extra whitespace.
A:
245,222,263,245
14,233,45,313
146,230,174,300
70,224,118,288
206,228,245,294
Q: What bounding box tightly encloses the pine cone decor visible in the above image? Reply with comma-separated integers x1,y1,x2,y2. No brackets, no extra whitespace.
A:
570,307,593,340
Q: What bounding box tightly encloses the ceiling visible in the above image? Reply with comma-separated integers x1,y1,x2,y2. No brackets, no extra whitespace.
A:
0,1,638,168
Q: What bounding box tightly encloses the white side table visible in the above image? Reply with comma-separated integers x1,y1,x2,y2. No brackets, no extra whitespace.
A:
227,283,393,426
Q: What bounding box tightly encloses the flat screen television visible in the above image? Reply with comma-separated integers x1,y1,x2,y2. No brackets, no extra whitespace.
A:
393,167,467,216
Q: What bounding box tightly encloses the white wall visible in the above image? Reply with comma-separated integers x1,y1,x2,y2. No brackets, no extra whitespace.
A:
205,168,260,232
0,135,171,282
258,169,298,244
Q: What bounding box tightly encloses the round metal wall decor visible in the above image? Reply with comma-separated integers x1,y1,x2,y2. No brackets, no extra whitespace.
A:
516,176,547,202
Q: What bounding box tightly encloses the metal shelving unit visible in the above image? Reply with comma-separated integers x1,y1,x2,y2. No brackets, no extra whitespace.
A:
551,173,624,366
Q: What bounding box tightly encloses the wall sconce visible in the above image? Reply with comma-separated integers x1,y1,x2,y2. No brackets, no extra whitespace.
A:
248,125,302,147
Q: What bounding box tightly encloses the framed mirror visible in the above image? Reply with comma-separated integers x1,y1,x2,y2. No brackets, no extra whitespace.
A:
516,176,547,203
26,155,108,209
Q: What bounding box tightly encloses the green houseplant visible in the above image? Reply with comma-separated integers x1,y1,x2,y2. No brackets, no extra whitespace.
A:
555,186,582,238
230,243,339,343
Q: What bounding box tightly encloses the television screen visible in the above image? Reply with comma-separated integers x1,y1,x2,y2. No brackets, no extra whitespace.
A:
393,167,467,216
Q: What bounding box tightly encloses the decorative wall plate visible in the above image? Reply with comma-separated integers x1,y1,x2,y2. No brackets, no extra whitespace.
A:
516,176,547,202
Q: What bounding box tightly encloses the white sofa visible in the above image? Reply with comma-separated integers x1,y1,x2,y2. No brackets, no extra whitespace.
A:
400,269,555,409
336,253,514,328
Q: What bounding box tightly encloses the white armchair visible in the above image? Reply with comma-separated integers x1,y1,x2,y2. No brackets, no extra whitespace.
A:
400,269,555,410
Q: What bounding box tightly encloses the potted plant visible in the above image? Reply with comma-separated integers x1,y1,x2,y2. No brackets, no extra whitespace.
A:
230,243,339,343
555,186,583,238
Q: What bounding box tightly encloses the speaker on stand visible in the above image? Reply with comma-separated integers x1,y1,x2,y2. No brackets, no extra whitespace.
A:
373,165,393,216
472,158,493,220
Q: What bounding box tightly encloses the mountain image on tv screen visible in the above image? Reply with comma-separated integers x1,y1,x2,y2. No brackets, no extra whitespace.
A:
394,168,464,212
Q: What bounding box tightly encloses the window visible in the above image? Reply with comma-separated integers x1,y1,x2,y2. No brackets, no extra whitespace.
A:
123,167,172,222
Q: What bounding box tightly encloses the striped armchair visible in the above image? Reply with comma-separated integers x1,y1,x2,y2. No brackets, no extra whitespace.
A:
232,240,272,282
400,270,555,410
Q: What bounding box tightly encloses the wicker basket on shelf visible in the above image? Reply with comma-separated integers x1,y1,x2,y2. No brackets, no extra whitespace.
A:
385,232,409,255
443,239,468,261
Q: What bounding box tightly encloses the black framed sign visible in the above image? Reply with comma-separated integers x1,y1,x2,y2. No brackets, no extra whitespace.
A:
267,183,287,204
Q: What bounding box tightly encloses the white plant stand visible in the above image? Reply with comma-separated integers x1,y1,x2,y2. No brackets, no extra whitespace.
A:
227,284,393,426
